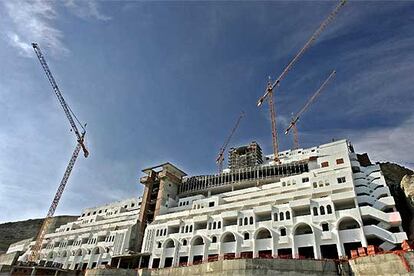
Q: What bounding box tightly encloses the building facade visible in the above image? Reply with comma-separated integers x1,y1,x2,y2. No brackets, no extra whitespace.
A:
228,141,263,170
140,140,407,269
18,197,141,270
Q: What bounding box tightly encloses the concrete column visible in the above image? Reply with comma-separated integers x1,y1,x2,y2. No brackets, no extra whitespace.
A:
203,242,208,263
360,227,368,247
160,249,166,268
95,253,103,268
272,235,278,258
188,245,193,265
62,255,69,270
253,237,258,258
291,235,297,258
30,268,36,276
235,236,241,258
172,245,179,267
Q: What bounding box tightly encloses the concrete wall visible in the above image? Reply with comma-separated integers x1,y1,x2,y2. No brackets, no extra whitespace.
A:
138,258,350,276
0,251,19,266
85,268,136,276
349,252,414,276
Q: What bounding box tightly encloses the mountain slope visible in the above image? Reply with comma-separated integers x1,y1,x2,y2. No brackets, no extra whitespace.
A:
380,162,414,239
0,216,77,254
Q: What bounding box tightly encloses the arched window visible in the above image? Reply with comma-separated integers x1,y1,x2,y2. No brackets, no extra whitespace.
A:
181,226,184,233
208,223,211,230
185,225,189,233
165,240,174,248
338,218,360,230
164,229,167,235
157,242,162,248
239,218,242,226
222,233,236,243
294,224,313,235
256,229,272,239
244,232,250,240
280,212,284,221
286,211,290,220
319,181,323,187
244,217,248,225
182,239,187,246
218,221,221,228
280,227,287,236
189,225,193,232
212,236,217,243
249,216,253,225
313,182,317,188
313,207,318,216
213,222,217,229
273,213,278,221
193,236,204,246
156,229,159,236
327,205,332,214
320,206,325,215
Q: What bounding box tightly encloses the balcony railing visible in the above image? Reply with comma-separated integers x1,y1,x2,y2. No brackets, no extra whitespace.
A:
179,161,309,195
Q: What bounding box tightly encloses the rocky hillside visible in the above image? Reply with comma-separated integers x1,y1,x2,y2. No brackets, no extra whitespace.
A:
0,216,77,254
380,162,414,239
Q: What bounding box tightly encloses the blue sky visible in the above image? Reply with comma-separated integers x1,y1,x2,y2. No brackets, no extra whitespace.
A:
1,1,413,223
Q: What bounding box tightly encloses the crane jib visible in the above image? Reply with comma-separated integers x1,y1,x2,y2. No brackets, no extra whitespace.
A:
32,43,88,158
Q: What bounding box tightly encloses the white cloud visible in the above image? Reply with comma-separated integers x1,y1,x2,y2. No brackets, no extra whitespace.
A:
352,115,414,169
64,0,111,21
1,0,67,57
1,0,110,58
6,33,32,57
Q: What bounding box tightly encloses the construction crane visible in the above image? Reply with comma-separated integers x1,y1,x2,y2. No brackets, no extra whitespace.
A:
256,0,346,162
285,70,336,149
28,43,89,262
216,112,244,173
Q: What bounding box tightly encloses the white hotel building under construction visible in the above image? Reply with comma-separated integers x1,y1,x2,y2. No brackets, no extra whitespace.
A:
139,139,407,268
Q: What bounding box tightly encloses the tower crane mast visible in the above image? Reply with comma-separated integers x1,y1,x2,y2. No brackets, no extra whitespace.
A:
28,43,89,262
216,112,244,173
256,0,346,161
285,70,336,149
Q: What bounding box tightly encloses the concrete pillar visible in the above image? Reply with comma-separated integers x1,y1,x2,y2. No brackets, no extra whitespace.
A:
360,227,368,247
188,245,193,265
335,230,346,258
30,268,36,276
291,235,297,258
172,244,179,267
252,237,258,258
235,236,241,258
272,235,278,258
203,242,208,263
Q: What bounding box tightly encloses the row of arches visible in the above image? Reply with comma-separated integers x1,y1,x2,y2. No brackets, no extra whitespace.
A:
274,211,291,221
313,205,333,216
46,246,108,259
151,217,364,269
159,217,362,249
